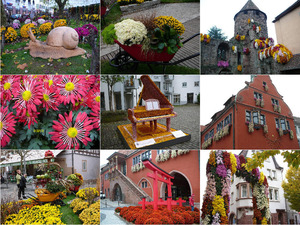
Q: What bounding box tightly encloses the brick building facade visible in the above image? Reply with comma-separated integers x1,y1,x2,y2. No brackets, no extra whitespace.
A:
100,150,200,208
201,75,299,149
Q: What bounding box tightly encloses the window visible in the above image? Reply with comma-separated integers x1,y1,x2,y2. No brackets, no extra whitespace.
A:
142,181,147,188
209,129,214,138
254,92,263,100
246,111,251,122
281,119,286,130
249,186,253,197
241,184,247,198
286,121,290,130
267,169,271,177
142,150,151,160
182,82,187,87
133,155,141,165
105,173,109,180
224,114,232,126
157,150,166,155
260,114,266,125
194,81,199,87
272,170,276,179
173,94,180,104
270,189,273,200
275,189,279,200
236,186,239,199
270,188,279,201
275,118,280,129
263,81,267,86
238,52,241,64
253,111,259,124
272,99,279,105
82,160,87,172
204,133,209,141
217,121,223,131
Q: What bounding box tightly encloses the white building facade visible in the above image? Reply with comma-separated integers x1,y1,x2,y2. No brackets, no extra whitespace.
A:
229,150,299,224
100,75,200,111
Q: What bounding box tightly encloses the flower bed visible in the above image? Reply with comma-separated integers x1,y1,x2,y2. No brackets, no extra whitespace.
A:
115,205,200,224
4,204,64,224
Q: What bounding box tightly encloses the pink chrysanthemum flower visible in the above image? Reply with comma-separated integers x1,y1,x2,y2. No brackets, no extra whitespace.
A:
86,86,100,109
18,111,40,130
0,106,17,148
41,83,60,112
90,104,100,131
0,75,20,105
43,75,62,87
49,111,93,150
57,75,88,106
13,76,43,117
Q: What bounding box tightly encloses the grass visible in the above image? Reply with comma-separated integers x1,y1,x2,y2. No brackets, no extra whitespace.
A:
101,60,200,74
101,4,122,29
60,194,82,225
1,19,100,75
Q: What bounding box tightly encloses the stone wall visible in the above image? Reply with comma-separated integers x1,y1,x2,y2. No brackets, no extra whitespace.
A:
120,0,160,14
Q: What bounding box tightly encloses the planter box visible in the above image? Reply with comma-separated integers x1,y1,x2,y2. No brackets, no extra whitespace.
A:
120,0,160,14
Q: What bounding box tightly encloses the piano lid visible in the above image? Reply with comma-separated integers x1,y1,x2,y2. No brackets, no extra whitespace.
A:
139,75,172,107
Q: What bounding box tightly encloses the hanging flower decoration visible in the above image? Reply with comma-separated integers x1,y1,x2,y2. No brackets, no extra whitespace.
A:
258,44,293,64
243,47,250,55
201,150,270,225
200,33,211,44
235,35,245,41
237,65,242,72
217,61,229,68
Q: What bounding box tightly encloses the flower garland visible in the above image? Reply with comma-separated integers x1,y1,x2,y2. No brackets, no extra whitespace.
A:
217,61,229,68
201,150,270,225
258,44,293,64
200,33,211,44
156,150,190,163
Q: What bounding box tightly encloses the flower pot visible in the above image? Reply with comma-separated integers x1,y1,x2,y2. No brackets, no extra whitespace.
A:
114,40,177,62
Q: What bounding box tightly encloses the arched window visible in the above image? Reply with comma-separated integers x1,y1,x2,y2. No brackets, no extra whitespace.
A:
217,43,230,61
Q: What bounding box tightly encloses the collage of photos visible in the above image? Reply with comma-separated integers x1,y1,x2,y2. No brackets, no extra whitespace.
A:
0,0,299,224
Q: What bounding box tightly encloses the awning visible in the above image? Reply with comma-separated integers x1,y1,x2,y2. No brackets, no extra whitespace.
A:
0,158,54,168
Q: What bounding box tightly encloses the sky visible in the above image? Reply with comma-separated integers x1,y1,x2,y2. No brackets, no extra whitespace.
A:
200,0,297,44
199,150,289,207
100,150,117,167
200,75,300,126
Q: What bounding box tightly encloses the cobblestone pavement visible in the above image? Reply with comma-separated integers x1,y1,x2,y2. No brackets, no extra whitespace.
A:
101,104,200,149
100,199,133,224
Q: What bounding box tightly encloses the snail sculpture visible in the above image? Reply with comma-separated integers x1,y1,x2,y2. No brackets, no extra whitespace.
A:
25,26,86,59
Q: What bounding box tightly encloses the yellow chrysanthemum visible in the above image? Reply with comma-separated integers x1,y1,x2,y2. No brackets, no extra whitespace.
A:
154,16,185,35
54,19,67,28
1,27,18,43
39,22,52,34
259,171,265,184
20,23,37,38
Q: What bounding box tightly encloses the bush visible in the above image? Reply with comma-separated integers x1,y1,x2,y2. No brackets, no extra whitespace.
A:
101,24,117,45
3,27,18,43
0,198,23,224
170,213,185,224
115,207,122,213
54,19,67,28
39,22,52,34
182,212,194,224
144,217,162,224
20,23,37,38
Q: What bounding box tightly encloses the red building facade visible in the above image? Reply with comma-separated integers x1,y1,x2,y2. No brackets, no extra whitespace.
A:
100,150,200,208
201,75,299,149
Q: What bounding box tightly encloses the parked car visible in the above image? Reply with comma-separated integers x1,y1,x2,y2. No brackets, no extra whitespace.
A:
100,192,106,199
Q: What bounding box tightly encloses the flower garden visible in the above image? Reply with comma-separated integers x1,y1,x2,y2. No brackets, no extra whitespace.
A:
201,150,270,225
1,150,100,225
114,205,200,224
1,11,100,74
0,75,100,149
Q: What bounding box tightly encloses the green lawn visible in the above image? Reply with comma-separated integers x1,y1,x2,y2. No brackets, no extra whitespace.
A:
1,20,100,75
102,4,122,29
60,195,82,225
101,60,200,74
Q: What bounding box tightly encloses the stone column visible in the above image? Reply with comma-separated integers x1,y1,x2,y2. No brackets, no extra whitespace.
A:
116,156,118,170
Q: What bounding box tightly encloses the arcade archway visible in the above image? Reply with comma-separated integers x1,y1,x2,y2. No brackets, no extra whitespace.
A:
112,183,122,201
201,150,270,225
160,171,192,202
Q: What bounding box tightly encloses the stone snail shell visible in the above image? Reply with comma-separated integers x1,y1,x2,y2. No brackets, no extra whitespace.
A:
46,26,79,50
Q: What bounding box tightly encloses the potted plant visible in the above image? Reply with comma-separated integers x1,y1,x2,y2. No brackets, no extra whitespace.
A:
68,173,83,193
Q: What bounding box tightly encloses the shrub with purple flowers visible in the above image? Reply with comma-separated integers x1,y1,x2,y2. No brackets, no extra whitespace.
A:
12,23,21,29
75,27,90,40
82,24,98,35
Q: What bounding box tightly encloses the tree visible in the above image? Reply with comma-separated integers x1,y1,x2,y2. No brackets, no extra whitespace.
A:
208,26,227,41
282,167,300,211
2,150,33,174
41,0,69,16
101,75,125,111
245,150,300,171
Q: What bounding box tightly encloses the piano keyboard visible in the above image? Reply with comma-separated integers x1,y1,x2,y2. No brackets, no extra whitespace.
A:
136,114,175,121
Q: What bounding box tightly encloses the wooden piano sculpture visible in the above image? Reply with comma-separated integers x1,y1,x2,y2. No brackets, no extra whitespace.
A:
128,75,177,141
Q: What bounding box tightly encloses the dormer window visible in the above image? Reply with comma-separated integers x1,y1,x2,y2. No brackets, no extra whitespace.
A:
217,121,223,131
254,92,264,107
263,81,268,91
254,92,263,100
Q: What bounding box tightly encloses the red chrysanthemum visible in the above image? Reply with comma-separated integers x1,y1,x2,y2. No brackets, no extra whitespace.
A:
90,104,100,130
0,106,17,148
49,111,93,149
13,76,43,117
0,75,20,105
17,110,40,130
86,86,100,109
41,83,60,112
57,75,88,106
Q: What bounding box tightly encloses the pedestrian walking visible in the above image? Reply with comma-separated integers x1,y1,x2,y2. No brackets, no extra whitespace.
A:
189,193,195,211
16,169,27,200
